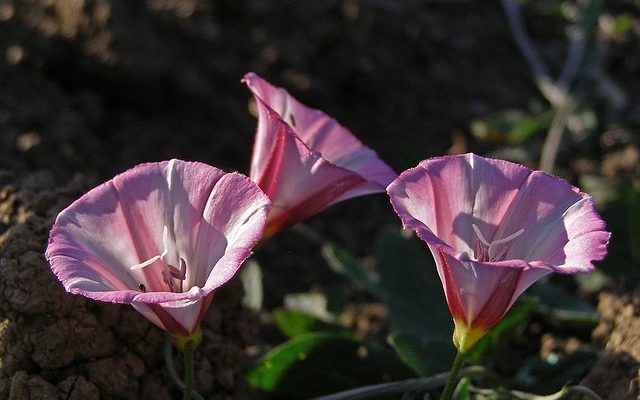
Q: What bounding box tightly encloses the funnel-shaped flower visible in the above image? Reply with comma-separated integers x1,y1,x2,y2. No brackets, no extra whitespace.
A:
388,153,610,352
243,73,396,237
46,159,271,337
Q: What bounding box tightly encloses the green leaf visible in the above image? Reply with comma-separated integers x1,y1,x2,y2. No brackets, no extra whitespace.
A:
453,377,471,400
273,309,352,338
323,229,455,375
613,13,635,35
470,108,552,145
467,298,537,364
374,229,452,340
387,332,455,377
512,350,598,394
322,243,381,296
247,332,414,399
526,281,598,330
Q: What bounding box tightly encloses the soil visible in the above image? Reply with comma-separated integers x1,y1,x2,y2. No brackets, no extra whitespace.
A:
0,1,639,399
583,293,640,399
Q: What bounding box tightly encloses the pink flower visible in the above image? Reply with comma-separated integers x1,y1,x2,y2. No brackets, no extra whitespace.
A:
243,73,397,238
387,153,610,352
46,159,271,337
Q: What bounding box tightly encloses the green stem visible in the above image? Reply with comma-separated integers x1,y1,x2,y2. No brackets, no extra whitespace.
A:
163,334,204,400
311,366,491,400
182,339,196,400
439,351,467,400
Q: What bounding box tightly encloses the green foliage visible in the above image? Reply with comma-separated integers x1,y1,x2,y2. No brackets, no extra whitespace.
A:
609,13,636,37
246,332,414,399
323,228,596,380
273,309,351,338
251,227,607,397
467,299,537,364
373,229,453,339
325,228,456,375
323,244,381,296
387,332,455,377
526,281,598,330
512,350,598,394
471,108,552,146
453,377,471,400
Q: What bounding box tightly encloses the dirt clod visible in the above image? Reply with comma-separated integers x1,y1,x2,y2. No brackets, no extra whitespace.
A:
583,293,640,399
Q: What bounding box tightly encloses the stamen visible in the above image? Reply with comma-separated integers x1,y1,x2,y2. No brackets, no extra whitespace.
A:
490,228,525,245
130,226,171,271
471,225,525,262
128,224,187,293
472,224,491,247
168,258,187,281
130,255,161,270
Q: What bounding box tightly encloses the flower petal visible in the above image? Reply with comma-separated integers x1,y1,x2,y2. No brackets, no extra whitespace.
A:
47,161,270,302
245,84,374,235
46,163,171,302
47,160,272,335
388,153,532,254
193,172,271,291
388,153,610,340
243,72,396,205
132,287,213,335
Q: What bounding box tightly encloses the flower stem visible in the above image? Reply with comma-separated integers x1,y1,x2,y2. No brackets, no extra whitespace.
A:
439,351,467,400
164,334,204,400
182,338,196,400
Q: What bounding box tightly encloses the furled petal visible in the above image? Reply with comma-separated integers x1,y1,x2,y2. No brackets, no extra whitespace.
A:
243,73,396,235
46,160,271,335
248,101,367,236
388,153,610,349
434,248,551,329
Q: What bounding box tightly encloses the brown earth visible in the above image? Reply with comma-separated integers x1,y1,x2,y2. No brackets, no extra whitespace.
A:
583,293,640,399
1,0,639,399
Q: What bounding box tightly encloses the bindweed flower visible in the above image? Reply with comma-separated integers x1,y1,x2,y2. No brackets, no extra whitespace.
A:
243,73,397,238
387,153,610,352
46,159,271,339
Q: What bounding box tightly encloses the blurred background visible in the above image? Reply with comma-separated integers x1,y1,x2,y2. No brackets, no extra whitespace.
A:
0,1,640,399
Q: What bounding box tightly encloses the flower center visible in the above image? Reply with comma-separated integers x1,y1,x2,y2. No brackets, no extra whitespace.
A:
471,224,524,262
130,225,187,293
